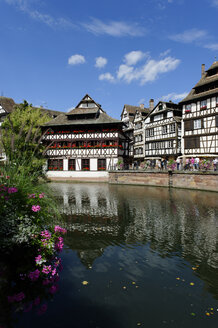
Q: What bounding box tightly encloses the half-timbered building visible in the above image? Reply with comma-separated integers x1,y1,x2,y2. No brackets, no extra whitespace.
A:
180,62,218,158
144,101,182,161
121,104,141,165
43,94,128,178
133,105,150,164
121,100,153,166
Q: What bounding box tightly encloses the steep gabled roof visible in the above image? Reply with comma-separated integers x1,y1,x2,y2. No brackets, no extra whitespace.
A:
43,111,122,127
67,94,105,115
180,61,218,104
44,94,122,127
148,101,180,117
0,97,16,113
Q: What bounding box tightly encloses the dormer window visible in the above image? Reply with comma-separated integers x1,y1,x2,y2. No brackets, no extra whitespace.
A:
158,104,163,111
200,100,207,110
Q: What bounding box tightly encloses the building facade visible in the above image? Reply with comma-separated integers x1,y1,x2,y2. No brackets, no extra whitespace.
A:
43,94,128,178
180,62,218,158
144,101,182,161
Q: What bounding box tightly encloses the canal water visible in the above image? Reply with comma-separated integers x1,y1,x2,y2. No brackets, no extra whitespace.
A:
15,183,218,327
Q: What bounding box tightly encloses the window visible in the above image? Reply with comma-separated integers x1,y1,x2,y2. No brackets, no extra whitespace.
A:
162,125,168,134
158,104,163,111
98,159,106,171
82,159,90,171
135,122,142,129
185,104,191,113
68,159,75,171
139,147,143,154
48,159,63,171
216,97,218,106
184,120,193,131
145,143,149,150
216,115,218,127
146,129,154,137
194,119,201,129
154,114,163,122
185,137,200,149
167,141,173,148
200,100,207,110
169,124,175,133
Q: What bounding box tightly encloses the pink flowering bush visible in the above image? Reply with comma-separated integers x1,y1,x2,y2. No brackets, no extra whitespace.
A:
199,159,212,171
167,159,177,171
4,225,66,320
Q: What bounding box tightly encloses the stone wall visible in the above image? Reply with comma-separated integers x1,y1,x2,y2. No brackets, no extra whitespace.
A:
109,170,218,192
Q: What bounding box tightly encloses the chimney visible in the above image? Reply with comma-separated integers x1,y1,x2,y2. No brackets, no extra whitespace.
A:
149,99,154,111
139,103,144,109
201,64,205,77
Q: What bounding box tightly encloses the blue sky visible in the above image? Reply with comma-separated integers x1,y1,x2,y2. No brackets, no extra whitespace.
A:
0,0,218,118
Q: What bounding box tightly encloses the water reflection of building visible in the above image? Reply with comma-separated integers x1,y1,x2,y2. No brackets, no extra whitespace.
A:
51,183,118,218
52,183,218,284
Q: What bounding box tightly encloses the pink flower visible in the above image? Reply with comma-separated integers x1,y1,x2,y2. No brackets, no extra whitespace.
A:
54,225,67,234
35,255,42,264
41,230,51,239
39,193,45,198
7,187,18,194
28,269,40,281
28,193,36,198
31,205,41,212
42,265,52,274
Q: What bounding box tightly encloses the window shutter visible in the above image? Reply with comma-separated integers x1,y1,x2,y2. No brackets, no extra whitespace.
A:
184,120,193,131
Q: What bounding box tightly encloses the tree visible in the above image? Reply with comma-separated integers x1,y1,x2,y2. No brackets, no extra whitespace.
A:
1,100,52,181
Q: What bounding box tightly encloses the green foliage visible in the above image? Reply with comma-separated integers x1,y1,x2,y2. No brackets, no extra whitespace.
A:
1,100,51,179
0,168,60,250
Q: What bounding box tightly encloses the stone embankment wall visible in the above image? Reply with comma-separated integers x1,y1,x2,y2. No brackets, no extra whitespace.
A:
109,171,218,192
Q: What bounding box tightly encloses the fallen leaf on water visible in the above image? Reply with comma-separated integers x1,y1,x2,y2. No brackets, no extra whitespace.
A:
137,323,141,326
132,281,136,285
135,285,139,288
205,312,210,316
82,281,89,285
123,286,127,290
176,277,180,280
192,267,197,270
211,308,214,310
190,282,195,286
190,313,196,316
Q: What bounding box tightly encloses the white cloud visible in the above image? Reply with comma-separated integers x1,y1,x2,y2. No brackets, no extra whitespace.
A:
4,0,75,29
117,56,180,85
99,73,115,82
82,18,145,37
124,51,148,66
161,92,188,102
95,57,107,68
204,43,218,51
160,49,171,57
169,28,208,43
68,54,86,65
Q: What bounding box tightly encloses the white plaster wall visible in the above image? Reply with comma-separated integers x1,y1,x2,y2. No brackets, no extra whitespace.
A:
46,171,109,179
90,158,97,170
63,159,68,171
